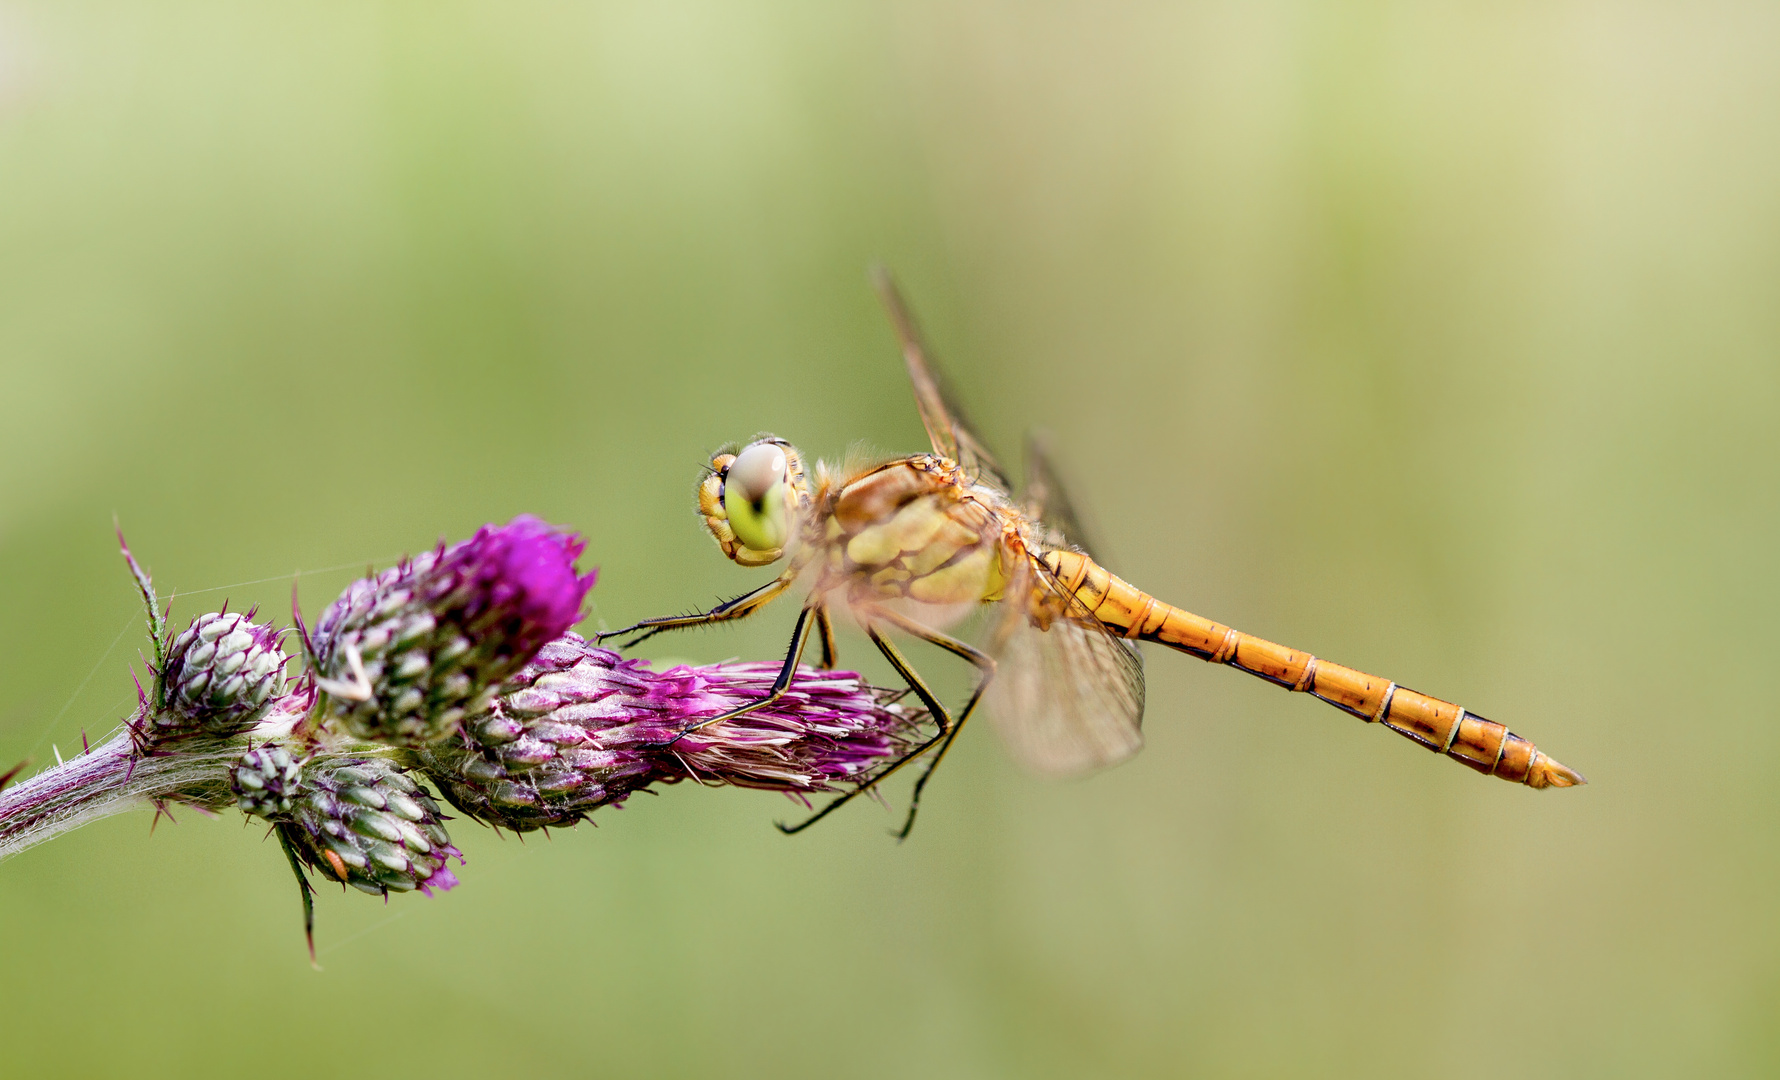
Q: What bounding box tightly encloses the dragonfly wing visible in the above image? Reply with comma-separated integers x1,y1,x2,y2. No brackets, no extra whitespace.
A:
870,267,1013,494
1021,431,1104,558
983,558,1147,776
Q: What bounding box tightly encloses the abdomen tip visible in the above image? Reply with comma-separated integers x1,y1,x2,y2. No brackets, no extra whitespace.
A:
1529,754,1587,789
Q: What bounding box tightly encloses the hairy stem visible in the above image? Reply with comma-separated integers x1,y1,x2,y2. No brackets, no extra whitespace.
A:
0,733,239,863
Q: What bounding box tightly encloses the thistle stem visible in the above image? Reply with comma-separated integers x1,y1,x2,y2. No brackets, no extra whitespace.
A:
0,731,238,862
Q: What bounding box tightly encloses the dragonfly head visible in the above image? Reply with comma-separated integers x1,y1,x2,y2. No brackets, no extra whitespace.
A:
698,437,808,567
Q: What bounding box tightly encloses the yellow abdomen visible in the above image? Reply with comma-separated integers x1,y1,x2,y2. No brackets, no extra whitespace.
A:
1038,549,1585,789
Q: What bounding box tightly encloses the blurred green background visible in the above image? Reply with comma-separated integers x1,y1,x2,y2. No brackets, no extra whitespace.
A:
0,2,1774,1077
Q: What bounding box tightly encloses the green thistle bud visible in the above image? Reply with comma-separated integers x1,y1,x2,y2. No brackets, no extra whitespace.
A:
231,744,303,819
275,757,461,897
147,611,288,743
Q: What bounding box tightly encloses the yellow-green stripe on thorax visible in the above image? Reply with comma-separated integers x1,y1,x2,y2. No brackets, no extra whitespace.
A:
816,455,1010,607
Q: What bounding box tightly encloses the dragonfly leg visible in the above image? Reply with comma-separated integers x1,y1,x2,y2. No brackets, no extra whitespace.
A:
597,573,795,650
871,609,995,840
814,604,838,670
776,614,993,839
776,624,951,836
659,606,816,747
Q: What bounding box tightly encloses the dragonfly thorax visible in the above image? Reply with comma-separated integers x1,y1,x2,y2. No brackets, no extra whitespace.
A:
819,456,1012,610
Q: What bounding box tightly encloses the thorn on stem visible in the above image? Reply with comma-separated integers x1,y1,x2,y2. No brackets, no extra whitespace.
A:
290,581,316,663
276,827,321,968
117,521,169,708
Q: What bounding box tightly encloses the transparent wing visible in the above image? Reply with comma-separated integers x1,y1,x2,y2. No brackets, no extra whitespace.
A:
983,557,1146,776
1022,431,1101,558
870,266,1013,495
867,270,1141,774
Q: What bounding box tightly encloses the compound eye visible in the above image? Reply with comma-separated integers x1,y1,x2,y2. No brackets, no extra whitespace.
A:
723,442,789,552
727,442,785,502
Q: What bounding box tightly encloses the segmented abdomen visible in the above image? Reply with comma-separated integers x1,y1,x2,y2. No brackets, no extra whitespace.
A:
1038,549,1585,789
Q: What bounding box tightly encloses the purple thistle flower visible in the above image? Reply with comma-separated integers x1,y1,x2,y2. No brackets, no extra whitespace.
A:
307,516,597,747
417,633,929,831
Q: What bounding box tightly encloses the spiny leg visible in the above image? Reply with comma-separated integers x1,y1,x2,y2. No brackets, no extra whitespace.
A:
778,616,992,839
871,608,995,840
814,604,838,670
776,623,951,836
661,605,816,747
598,572,794,651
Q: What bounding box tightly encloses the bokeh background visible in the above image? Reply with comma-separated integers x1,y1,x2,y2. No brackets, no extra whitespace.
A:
1,3,1775,1077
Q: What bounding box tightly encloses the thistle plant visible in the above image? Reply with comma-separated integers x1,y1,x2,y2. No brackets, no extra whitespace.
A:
230,743,304,818
419,633,921,831
246,755,461,896
139,611,289,745
116,533,296,754
305,516,598,748
0,518,932,961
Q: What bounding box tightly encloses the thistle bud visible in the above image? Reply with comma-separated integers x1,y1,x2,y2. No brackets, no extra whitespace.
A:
309,516,596,748
231,744,303,819
418,633,926,831
275,757,461,897
141,611,288,745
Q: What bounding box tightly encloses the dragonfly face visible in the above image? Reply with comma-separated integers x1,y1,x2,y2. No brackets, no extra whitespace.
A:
697,436,810,568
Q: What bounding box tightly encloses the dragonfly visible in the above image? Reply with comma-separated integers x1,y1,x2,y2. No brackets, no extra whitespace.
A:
602,269,1586,837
